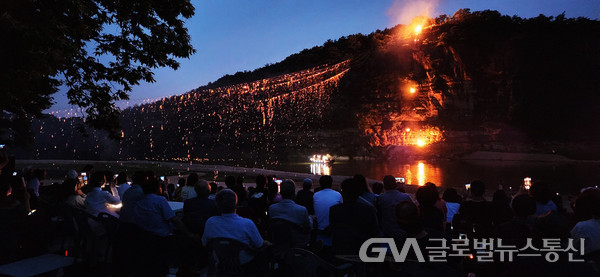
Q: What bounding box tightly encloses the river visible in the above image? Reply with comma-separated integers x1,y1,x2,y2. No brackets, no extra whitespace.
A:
275,159,600,194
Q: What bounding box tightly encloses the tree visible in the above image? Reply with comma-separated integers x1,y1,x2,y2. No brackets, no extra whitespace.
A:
0,0,196,141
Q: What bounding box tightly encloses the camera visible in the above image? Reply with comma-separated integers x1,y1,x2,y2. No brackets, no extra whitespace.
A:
395,177,405,183
465,183,471,190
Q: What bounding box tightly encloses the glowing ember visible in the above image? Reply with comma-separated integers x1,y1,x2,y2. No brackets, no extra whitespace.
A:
410,87,417,94
416,139,426,147
405,128,411,132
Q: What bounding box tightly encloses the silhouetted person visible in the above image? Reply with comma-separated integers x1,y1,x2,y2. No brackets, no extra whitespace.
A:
330,178,378,255
456,180,493,237
295,178,314,215
377,175,411,239
530,181,557,215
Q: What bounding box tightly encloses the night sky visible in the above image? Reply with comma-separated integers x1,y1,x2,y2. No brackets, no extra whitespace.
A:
48,0,600,112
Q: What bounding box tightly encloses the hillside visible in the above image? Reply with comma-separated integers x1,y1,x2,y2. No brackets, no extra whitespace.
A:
20,9,600,164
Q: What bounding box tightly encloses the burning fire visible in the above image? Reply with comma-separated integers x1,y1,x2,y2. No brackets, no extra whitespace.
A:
410,86,417,94
416,139,426,147
415,25,422,35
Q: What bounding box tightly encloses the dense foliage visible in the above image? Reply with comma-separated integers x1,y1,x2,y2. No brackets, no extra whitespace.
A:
0,0,195,141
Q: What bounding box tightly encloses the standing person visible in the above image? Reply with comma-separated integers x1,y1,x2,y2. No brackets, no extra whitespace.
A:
295,178,315,215
84,172,120,218
377,175,412,239
181,173,198,201
313,175,342,246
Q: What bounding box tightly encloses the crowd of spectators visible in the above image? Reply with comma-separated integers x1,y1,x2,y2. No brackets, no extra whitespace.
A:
1,155,600,276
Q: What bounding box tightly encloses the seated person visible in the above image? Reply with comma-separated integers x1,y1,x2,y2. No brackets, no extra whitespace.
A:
571,188,600,256
294,178,314,215
329,178,379,255
455,180,493,237
530,181,558,216
202,189,268,265
60,172,86,210
183,179,219,236
133,176,195,276
415,185,445,236
84,172,120,218
269,180,312,247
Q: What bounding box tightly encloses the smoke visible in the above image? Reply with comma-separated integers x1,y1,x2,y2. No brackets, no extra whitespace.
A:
387,0,439,25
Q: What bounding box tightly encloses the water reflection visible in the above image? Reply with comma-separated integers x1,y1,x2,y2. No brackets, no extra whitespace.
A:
396,161,443,187
310,162,331,175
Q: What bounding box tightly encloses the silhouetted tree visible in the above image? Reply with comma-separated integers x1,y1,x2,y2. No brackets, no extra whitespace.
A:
0,0,196,141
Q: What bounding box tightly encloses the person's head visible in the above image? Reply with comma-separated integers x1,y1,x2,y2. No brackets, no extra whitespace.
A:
215,189,237,213
89,172,106,188
167,183,175,193
530,181,553,204
116,172,128,185
280,180,296,199
511,194,536,218
187,173,199,187
302,178,313,191
340,178,361,203
142,177,161,194
225,175,236,188
493,190,510,206
573,188,600,221
66,169,79,180
371,182,384,195
470,180,486,197
132,171,147,186
383,175,397,191
33,168,46,180
255,174,267,189
194,179,211,198
416,185,439,207
395,200,421,235
178,178,186,187
236,175,244,186
442,188,462,203
210,182,218,194
267,181,278,196
233,184,247,203
353,174,369,194
62,178,80,197
319,175,333,189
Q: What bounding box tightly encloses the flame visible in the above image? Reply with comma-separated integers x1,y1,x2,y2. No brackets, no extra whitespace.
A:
416,139,426,147
410,86,417,94
415,25,422,35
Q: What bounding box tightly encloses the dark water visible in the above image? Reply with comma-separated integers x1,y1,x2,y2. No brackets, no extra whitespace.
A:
276,159,600,194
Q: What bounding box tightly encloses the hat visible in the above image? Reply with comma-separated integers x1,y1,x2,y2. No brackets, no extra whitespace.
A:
67,169,79,179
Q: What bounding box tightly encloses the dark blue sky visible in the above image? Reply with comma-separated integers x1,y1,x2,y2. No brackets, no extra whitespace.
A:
49,0,600,112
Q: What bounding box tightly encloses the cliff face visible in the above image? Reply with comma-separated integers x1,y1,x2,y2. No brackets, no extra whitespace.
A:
23,10,600,162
